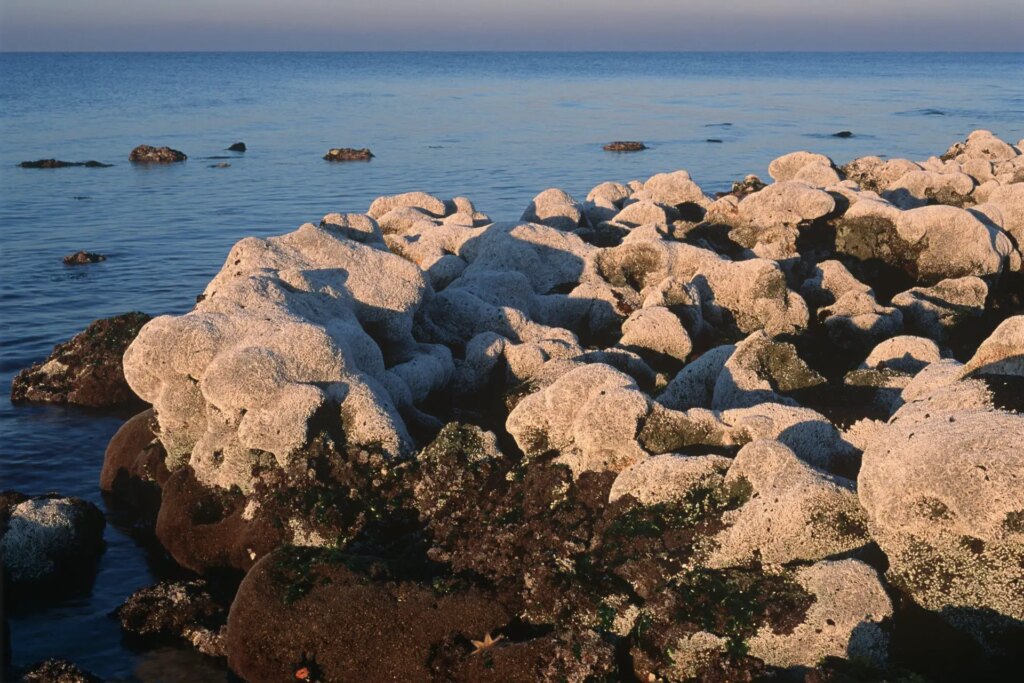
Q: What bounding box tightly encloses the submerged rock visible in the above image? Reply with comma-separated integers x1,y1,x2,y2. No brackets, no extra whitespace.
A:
129,145,187,163
603,141,647,152
21,659,102,683
62,250,106,265
10,312,150,407
323,147,374,161
19,159,112,168
227,142,246,152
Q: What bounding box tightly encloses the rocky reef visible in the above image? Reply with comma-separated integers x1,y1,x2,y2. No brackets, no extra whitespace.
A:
92,130,1023,681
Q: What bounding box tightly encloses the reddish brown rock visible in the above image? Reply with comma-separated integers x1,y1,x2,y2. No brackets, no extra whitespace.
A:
129,145,187,163
323,147,374,161
62,250,106,265
226,547,509,683
10,312,151,408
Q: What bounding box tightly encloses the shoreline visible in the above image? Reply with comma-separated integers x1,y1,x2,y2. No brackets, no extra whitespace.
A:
4,129,1024,681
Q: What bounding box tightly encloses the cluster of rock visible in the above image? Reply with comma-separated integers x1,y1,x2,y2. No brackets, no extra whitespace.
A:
18,159,112,169
128,145,187,163
11,130,1023,681
323,147,374,162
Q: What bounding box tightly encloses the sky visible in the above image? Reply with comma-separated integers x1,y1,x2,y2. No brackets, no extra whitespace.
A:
1,0,1022,52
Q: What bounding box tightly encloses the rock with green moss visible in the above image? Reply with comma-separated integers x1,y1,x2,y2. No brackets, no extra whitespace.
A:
708,440,869,568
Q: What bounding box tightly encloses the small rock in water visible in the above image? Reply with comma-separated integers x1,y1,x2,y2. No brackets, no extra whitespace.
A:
210,162,231,168
19,159,112,168
116,579,228,657
603,140,647,152
833,130,854,138
62,250,106,265
129,145,187,163
706,138,724,143
227,142,246,152
323,147,374,162
0,494,105,585
21,659,103,683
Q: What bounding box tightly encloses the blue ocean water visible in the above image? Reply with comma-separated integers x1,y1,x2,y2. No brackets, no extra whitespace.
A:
0,52,1022,679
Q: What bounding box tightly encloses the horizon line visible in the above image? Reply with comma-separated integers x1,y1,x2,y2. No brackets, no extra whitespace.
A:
3,49,1024,54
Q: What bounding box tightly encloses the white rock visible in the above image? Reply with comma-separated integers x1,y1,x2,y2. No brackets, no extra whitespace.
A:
961,315,1024,377
521,188,585,231
768,151,835,183
862,336,942,374
368,191,447,219
619,306,693,363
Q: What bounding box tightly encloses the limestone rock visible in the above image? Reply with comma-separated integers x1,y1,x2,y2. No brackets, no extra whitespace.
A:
319,212,385,244
506,363,651,476
711,331,825,410
961,315,1024,377
709,441,868,567
768,151,836,183
942,129,1020,164
891,276,988,342
618,306,693,364
747,559,892,668
657,344,735,411
609,454,731,506
368,191,446,220
521,188,585,231
862,336,942,374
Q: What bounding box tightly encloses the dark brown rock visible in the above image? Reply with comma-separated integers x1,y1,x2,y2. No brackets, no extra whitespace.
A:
227,142,246,152
19,159,112,169
323,147,374,162
21,659,102,683
62,251,106,265
129,145,187,163
603,141,647,152
115,579,228,657
10,312,151,408
225,547,509,683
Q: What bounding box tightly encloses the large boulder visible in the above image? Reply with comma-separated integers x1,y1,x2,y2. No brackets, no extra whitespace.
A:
521,188,585,231
858,364,1024,650
123,222,448,491
10,312,151,407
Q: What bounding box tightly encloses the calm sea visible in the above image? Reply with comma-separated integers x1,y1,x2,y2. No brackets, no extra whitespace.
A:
1,52,1022,679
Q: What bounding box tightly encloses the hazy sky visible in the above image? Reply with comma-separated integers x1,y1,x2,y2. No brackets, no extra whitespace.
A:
2,0,1022,51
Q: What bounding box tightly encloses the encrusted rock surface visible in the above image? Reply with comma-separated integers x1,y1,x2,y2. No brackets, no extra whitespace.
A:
129,145,187,163
11,312,150,407
0,494,105,585
96,130,1024,680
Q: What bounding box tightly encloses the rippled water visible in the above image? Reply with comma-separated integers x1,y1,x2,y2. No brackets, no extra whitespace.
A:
1,51,1022,679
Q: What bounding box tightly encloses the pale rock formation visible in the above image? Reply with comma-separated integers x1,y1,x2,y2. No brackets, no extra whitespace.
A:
709,441,869,567
618,306,693,364
632,170,708,208
608,453,731,505
961,315,1024,377
891,276,988,342
747,560,893,668
319,212,385,245
367,191,447,220
767,151,836,183
722,404,857,473
657,345,735,411
521,188,586,231
609,200,675,228
858,352,1024,649
710,331,825,410
506,363,651,476
942,129,1020,165
883,169,975,208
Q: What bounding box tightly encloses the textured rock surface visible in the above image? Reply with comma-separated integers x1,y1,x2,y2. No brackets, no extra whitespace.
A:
115,579,227,657
11,312,150,407
129,145,186,162
0,495,105,584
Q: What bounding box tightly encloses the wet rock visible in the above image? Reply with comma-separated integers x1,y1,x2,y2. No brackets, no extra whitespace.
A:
129,145,187,163
323,147,373,161
858,365,1024,651
603,141,646,152
521,188,585,231
225,547,509,683
62,250,106,265
708,441,868,567
0,494,105,585
227,142,246,152
210,162,230,168
19,159,112,169
100,409,168,520
115,579,227,657
10,312,151,408
891,276,988,343
441,628,617,682
833,131,854,138
21,659,102,683
747,559,892,668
